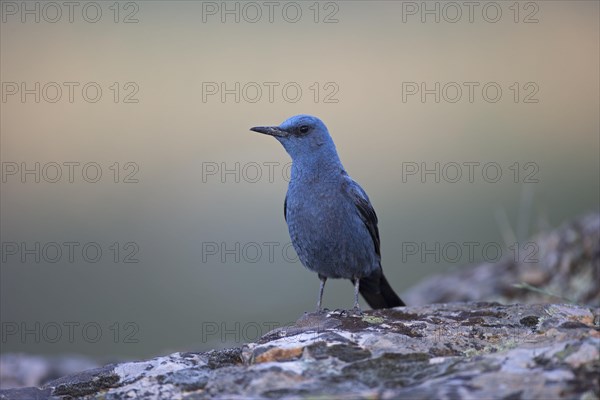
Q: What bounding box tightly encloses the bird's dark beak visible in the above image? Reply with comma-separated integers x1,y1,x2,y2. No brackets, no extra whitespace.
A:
250,126,288,137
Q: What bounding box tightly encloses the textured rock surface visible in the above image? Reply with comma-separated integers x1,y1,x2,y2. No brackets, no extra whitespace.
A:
0,354,99,391
404,213,600,307
1,302,598,400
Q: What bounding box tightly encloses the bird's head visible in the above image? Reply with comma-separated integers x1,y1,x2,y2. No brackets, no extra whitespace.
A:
250,115,337,161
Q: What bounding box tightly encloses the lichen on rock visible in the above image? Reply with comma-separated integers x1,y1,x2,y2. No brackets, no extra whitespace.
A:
1,302,597,400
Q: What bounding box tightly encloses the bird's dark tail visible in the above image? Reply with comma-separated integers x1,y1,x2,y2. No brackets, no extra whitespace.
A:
357,268,405,309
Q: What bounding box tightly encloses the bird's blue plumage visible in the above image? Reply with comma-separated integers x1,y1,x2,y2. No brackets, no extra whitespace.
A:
251,115,404,310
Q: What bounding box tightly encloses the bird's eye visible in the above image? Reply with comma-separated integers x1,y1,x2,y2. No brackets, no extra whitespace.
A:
299,125,310,134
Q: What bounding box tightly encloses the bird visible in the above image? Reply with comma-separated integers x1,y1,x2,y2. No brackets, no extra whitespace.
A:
250,115,405,313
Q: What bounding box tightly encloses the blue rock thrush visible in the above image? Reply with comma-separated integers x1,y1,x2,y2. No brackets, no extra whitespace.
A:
251,115,405,312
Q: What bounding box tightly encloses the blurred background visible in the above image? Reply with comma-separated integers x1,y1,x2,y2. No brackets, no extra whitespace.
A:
1,1,598,361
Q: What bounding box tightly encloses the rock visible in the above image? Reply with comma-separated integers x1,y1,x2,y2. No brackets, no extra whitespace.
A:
0,354,99,390
404,213,600,307
1,302,598,399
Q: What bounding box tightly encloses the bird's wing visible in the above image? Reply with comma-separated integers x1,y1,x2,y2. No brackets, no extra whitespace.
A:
341,173,381,257
284,192,288,222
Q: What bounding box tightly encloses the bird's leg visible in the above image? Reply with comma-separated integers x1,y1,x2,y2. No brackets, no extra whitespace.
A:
316,274,327,313
352,277,362,315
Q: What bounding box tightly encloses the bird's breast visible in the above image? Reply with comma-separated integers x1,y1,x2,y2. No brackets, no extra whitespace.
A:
284,181,378,279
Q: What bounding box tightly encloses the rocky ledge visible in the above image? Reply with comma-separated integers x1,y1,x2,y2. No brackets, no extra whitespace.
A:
1,302,598,400
404,212,600,307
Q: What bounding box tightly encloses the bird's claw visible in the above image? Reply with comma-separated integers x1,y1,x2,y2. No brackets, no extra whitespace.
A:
351,306,363,316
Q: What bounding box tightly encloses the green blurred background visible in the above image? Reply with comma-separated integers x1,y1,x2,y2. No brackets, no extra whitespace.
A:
1,1,598,359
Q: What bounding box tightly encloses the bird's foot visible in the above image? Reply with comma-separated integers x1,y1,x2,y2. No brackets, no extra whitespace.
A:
350,306,363,316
